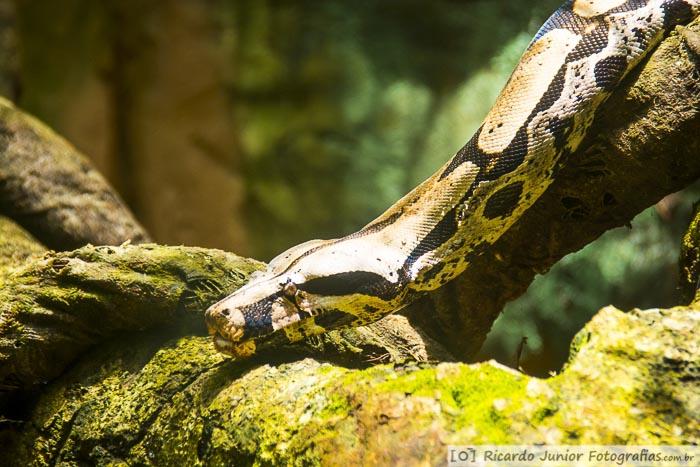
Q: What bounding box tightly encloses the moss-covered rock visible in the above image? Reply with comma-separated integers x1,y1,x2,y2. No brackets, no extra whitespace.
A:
4,304,696,465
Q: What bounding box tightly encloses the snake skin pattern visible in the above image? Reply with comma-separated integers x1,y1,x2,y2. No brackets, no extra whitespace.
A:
206,0,700,357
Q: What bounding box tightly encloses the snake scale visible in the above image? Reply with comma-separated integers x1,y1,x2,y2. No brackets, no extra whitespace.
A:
206,0,700,357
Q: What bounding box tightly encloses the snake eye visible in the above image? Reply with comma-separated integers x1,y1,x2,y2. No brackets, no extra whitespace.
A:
282,279,298,299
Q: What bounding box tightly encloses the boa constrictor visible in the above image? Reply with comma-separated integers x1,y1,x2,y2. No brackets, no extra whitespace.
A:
206,0,700,357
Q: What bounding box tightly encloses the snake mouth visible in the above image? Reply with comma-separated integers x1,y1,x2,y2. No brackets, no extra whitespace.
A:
209,327,257,358
213,332,234,350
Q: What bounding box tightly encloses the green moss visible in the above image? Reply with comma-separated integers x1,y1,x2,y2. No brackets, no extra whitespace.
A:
4,304,698,465
319,391,353,419
371,362,527,438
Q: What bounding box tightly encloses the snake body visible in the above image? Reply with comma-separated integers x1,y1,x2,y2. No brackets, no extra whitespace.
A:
206,0,700,357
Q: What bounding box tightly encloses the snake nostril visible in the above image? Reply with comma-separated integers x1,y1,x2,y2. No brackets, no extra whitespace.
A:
220,308,231,317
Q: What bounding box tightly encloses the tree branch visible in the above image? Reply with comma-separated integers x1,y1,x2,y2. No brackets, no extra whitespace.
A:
4,303,697,464
0,98,150,250
0,240,449,397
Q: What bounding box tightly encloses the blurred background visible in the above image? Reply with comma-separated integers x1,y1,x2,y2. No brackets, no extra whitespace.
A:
0,0,696,376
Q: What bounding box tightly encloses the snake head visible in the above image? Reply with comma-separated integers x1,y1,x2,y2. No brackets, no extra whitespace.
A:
204,271,306,357
205,238,406,357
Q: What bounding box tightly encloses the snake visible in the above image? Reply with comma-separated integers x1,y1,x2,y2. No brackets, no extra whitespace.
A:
205,0,700,357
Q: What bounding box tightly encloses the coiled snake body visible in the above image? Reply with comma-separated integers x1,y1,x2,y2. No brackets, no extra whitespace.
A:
206,0,700,357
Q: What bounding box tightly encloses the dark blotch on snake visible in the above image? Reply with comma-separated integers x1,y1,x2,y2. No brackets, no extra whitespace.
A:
483,181,525,220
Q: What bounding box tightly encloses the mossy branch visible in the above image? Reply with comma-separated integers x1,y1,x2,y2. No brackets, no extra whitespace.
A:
0,242,258,392
4,304,697,464
0,237,449,396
